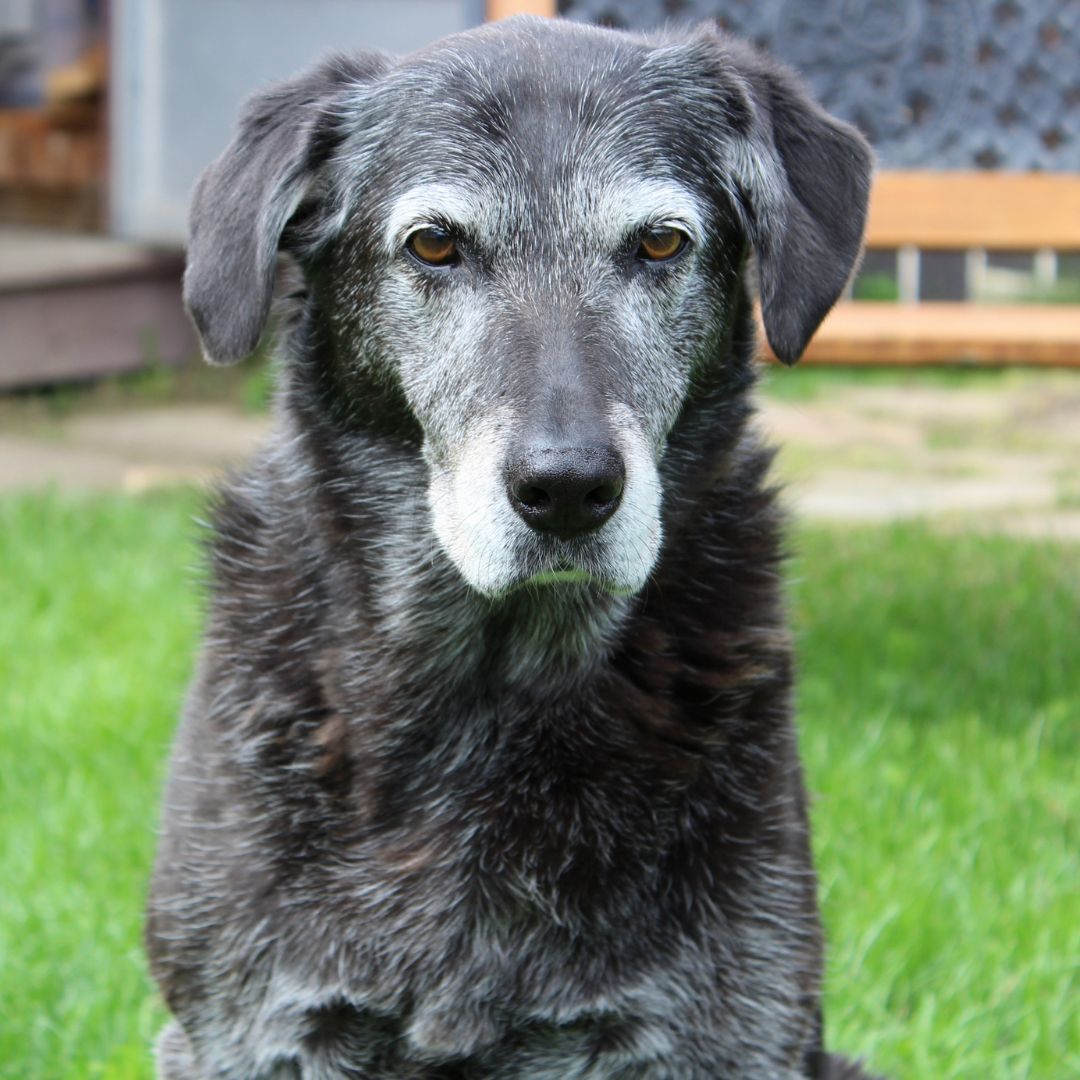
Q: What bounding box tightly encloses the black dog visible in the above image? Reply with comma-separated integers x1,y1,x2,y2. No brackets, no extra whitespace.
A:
147,16,880,1078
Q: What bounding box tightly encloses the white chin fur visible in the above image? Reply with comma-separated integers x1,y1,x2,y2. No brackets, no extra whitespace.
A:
428,409,663,598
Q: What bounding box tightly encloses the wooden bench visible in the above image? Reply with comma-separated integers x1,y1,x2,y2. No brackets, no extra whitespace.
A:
796,172,1080,366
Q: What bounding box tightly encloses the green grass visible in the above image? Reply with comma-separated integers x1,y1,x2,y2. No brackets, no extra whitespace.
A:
2,493,1077,1077
0,492,203,1079
977,276,1080,306
0,352,272,434
755,363,1039,403
851,270,901,302
792,526,1079,1076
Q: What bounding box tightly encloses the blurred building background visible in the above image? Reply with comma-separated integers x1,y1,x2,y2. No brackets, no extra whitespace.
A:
0,0,491,385
0,0,1077,387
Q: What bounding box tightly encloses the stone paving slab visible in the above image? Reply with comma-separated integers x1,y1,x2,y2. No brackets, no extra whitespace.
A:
0,405,268,493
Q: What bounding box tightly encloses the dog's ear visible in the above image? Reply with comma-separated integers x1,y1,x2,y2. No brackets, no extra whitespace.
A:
713,40,873,365
184,53,388,365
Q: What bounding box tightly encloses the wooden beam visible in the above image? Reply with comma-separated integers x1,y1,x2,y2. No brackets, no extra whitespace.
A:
486,0,557,20
763,301,1080,366
0,229,195,387
0,269,196,387
865,172,1080,251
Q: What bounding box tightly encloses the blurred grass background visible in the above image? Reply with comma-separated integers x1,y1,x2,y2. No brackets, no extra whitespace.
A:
1,489,1077,1078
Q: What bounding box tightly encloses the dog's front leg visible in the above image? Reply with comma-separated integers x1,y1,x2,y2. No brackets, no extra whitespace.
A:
155,1022,207,1080
155,1020,301,1080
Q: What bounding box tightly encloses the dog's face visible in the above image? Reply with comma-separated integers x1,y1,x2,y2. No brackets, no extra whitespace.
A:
184,18,871,597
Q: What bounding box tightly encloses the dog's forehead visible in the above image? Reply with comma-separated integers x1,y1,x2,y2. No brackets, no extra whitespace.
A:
342,19,747,244
380,176,706,256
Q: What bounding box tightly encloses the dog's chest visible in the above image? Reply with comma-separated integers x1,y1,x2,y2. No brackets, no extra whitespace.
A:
265,861,678,1076
262,739,708,1072
267,907,681,1077
219,605,796,1074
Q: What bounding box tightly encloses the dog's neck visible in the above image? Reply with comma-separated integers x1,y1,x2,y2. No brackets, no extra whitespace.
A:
372,558,633,698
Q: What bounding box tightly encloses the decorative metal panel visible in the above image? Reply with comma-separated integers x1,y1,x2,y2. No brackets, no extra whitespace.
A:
557,0,1080,171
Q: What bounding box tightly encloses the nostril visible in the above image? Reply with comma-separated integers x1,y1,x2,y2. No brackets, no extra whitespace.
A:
513,482,551,510
586,478,623,508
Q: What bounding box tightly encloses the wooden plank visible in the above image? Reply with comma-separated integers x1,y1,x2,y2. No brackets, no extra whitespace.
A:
0,185,102,230
761,302,1080,366
486,0,557,19
0,273,197,387
0,109,103,188
0,225,195,386
865,172,1080,251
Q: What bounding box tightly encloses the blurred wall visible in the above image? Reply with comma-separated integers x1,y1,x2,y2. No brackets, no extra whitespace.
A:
110,0,485,242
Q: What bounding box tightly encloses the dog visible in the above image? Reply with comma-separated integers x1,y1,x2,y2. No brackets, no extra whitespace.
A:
146,15,880,1079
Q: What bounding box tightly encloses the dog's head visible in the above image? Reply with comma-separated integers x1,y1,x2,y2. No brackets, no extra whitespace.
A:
184,17,871,597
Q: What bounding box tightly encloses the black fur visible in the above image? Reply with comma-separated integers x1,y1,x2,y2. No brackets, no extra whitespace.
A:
148,16,881,1079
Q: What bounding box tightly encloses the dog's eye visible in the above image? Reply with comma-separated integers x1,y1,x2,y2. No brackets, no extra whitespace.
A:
407,227,460,267
636,226,688,263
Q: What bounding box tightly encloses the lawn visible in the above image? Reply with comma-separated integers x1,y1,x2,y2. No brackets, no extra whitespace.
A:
1,491,1076,1078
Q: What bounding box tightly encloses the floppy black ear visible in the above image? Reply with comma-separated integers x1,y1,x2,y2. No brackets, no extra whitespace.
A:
736,53,873,365
183,53,388,365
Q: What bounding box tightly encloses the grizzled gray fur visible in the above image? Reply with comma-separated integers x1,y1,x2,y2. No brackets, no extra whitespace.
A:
147,15,882,1079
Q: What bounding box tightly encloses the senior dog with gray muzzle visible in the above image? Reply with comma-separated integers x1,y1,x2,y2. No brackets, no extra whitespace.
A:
146,15,882,1078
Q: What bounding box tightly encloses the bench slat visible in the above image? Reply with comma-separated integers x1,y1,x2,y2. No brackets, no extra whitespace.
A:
762,302,1080,366
865,172,1080,251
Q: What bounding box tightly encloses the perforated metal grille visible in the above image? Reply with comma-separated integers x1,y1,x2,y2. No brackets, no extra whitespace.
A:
558,0,1080,171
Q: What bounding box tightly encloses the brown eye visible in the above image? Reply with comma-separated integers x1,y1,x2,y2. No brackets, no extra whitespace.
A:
407,227,459,267
636,226,688,262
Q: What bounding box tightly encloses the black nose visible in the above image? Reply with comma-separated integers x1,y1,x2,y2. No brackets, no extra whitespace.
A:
506,446,625,539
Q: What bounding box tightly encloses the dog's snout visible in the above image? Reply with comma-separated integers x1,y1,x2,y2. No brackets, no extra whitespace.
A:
506,446,625,539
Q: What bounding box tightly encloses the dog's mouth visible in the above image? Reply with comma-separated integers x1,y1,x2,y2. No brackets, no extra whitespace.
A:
524,566,593,585
502,543,640,597
514,557,607,593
